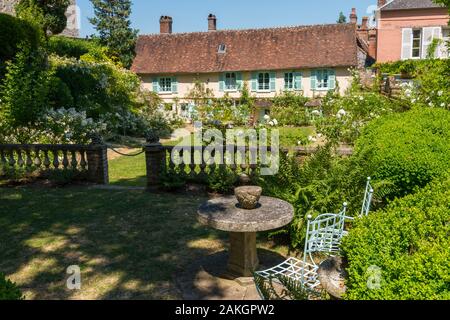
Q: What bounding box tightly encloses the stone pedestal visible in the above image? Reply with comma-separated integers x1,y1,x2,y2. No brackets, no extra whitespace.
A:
227,232,259,277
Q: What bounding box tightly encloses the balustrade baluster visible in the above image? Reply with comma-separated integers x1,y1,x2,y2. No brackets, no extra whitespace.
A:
25,150,33,168
43,150,51,169
62,150,69,169
9,150,16,167
0,150,7,166
52,149,60,169
17,150,24,167
34,149,42,167
70,150,78,169
80,151,87,170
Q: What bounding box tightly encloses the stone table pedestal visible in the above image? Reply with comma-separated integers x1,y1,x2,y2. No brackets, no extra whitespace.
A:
198,196,294,279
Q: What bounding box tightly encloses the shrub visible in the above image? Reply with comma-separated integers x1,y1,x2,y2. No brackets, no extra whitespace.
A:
316,91,396,145
341,173,450,300
48,36,103,59
207,166,238,194
0,273,23,300
50,55,141,119
352,107,450,200
0,45,53,128
271,91,310,126
0,13,41,75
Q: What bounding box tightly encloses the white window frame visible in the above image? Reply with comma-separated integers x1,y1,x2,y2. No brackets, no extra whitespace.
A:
316,70,329,90
159,77,172,93
411,29,422,59
224,72,237,92
258,72,270,92
443,28,450,58
284,72,294,90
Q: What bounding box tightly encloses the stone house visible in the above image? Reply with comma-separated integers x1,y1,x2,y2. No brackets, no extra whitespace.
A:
131,11,374,120
376,0,449,62
0,0,79,37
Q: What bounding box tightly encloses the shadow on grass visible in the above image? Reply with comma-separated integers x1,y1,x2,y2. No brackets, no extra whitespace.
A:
0,187,235,300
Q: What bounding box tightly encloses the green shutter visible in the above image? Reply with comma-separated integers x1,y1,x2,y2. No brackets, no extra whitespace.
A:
310,70,317,91
251,72,258,92
328,69,336,90
171,77,178,93
219,73,225,92
236,72,243,90
152,78,159,93
270,72,276,92
294,72,302,90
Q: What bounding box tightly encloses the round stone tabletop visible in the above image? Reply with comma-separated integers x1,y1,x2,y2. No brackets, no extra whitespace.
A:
197,196,294,233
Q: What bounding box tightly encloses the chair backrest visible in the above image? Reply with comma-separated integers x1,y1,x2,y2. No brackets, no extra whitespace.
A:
361,177,374,217
303,203,348,265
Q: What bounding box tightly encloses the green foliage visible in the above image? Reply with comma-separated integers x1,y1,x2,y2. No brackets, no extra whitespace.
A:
160,166,186,191
271,91,310,126
0,13,41,76
317,91,396,144
48,36,104,59
207,166,238,194
0,45,53,128
337,11,347,23
50,55,141,119
353,107,450,200
89,0,138,68
0,273,23,300
342,173,450,300
16,0,70,37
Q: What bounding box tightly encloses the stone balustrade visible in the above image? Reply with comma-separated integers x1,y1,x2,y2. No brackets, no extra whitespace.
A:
0,143,108,184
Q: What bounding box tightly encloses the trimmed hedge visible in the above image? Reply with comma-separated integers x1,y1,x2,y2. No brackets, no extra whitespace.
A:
48,36,102,59
342,172,450,300
0,273,23,300
352,107,450,199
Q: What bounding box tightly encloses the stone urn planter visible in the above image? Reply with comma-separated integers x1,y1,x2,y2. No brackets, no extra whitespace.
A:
234,186,262,210
318,256,348,299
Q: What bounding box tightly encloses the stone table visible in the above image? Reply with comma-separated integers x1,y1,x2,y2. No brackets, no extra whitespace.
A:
198,196,294,278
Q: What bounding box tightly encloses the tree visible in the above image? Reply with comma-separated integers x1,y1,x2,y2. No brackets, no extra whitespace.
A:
89,0,138,68
15,0,70,39
337,11,347,23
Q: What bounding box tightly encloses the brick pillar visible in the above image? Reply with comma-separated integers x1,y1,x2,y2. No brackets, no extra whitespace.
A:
145,142,165,189
86,144,109,185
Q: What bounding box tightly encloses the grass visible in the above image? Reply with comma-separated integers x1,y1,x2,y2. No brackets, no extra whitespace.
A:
108,153,146,187
0,187,289,300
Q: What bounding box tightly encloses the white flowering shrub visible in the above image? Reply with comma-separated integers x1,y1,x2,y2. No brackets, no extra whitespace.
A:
317,91,396,145
0,108,106,144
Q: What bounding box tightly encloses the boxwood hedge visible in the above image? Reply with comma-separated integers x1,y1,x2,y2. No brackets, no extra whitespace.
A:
352,107,450,200
342,172,450,300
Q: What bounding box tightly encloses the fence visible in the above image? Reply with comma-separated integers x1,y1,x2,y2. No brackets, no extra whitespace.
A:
0,143,108,184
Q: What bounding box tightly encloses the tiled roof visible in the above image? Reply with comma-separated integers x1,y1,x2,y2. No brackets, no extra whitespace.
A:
381,0,445,11
131,23,360,75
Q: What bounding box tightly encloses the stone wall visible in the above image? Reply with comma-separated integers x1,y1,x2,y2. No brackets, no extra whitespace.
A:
0,0,79,37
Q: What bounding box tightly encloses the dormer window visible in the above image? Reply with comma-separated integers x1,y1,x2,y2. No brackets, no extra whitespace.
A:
218,44,227,53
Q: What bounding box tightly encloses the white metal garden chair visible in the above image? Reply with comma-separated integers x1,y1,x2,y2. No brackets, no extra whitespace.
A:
254,203,348,296
344,177,374,224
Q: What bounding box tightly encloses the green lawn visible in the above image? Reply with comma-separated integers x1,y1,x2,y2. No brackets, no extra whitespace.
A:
0,187,289,300
108,153,146,187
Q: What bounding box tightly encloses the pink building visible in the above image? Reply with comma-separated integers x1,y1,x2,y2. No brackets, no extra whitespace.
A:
376,0,449,62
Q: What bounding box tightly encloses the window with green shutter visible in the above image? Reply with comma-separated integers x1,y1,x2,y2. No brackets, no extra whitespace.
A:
257,72,270,91
312,69,336,91
284,72,294,90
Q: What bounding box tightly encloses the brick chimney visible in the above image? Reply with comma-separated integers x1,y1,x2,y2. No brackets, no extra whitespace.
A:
208,14,217,31
361,16,369,30
378,0,387,8
160,16,173,34
350,8,358,24
368,29,377,60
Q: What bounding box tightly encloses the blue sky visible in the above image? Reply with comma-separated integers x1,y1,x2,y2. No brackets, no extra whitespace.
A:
77,0,377,37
